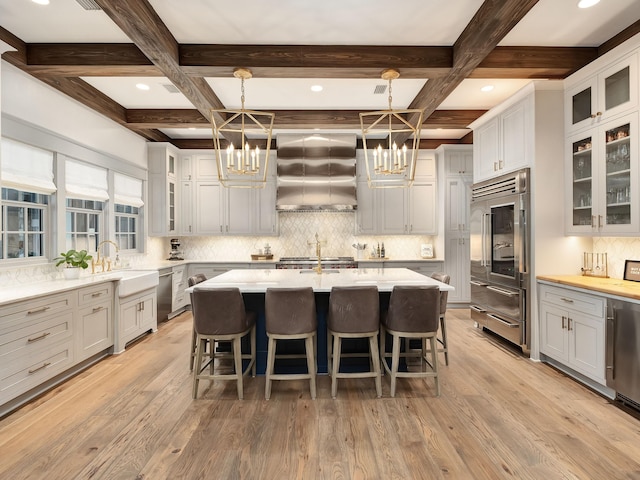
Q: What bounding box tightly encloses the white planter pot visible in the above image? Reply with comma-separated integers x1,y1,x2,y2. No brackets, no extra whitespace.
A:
62,267,81,280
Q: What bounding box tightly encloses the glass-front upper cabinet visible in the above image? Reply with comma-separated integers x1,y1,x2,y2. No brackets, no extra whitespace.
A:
566,53,637,133
567,113,638,235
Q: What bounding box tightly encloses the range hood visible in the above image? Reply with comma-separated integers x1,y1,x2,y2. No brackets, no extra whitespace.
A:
276,134,357,211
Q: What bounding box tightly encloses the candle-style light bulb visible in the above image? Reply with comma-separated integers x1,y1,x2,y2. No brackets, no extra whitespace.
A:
255,146,261,169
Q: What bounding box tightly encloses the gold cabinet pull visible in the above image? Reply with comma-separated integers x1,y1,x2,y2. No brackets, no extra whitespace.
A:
567,318,573,331
27,332,51,343
561,316,566,329
27,306,50,315
92,292,103,297
29,362,51,374
92,306,104,313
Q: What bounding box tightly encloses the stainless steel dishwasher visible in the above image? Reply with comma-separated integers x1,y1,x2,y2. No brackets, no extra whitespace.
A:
157,267,173,323
606,299,640,410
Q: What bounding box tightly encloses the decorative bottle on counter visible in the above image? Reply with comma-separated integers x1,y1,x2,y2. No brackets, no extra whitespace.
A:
377,243,381,258
381,243,385,258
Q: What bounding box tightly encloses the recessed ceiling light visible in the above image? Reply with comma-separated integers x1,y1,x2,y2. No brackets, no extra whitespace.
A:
578,0,600,8
481,85,494,92
32,0,50,5
136,83,150,91
311,85,323,92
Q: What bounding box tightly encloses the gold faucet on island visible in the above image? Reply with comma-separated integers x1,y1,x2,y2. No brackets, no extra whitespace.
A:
307,232,326,274
92,240,119,273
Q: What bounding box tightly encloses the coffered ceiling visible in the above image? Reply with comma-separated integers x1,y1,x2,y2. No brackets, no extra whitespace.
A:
1,0,639,149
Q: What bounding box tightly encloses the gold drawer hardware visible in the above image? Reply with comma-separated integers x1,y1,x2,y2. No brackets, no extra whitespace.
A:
92,306,104,313
92,292,103,297
28,362,51,374
27,306,51,315
27,332,51,343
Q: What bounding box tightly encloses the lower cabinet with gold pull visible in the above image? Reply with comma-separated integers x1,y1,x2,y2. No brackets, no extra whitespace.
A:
77,283,113,361
538,282,607,387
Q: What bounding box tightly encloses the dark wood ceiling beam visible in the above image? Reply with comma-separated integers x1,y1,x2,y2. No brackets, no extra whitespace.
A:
471,46,598,79
396,0,539,144
0,26,26,64
125,109,484,130
180,44,451,79
24,43,160,76
5,39,600,81
94,0,227,123
598,19,640,57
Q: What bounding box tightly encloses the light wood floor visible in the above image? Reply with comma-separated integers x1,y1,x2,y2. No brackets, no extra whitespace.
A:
2,309,640,480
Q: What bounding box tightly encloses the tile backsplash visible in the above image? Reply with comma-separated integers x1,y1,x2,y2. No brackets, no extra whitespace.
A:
149,212,436,261
593,237,640,279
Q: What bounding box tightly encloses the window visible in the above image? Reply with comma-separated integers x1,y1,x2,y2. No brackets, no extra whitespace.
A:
65,198,103,252
1,189,48,260
1,139,55,262
64,159,108,253
114,204,138,250
114,173,143,252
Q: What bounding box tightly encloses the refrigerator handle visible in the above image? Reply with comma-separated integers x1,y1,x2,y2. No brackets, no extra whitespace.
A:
605,304,616,382
519,207,527,275
480,213,485,266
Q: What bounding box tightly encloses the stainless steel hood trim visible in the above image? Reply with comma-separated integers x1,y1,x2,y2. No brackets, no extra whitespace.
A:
276,134,357,211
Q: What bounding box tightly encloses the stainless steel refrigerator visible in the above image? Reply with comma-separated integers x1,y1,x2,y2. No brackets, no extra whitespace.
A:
470,168,531,354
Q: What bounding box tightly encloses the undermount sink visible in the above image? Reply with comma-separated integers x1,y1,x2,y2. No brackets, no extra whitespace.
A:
299,269,340,274
116,270,159,297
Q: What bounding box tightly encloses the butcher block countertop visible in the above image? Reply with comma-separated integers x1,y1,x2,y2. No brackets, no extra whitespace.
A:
537,275,640,301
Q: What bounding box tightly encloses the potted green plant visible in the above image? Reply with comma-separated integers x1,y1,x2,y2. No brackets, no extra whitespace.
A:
54,249,93,280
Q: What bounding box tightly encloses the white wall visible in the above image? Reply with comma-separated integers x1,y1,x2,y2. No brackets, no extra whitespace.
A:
1,61,146,169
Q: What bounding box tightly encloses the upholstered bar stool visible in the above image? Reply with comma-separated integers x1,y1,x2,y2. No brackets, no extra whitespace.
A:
327,286,381,398
380,285,441,397
431,272,451,365
264,287,317,400
188,274,208,371
192,288,256,400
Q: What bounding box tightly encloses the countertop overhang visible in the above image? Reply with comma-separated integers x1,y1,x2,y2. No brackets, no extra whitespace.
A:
537,275,640,301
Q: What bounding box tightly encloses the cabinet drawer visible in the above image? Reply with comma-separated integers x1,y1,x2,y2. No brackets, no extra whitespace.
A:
78,282,113,306
0,311,73,360
0,292,74,332
539,284,606,317
0,339,74,404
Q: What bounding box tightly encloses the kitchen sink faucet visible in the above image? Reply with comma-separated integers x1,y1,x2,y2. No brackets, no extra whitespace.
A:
308,232,326,274
92,240,119,273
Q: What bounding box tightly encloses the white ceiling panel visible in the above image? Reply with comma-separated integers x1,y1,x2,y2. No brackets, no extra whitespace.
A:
439,79,536,110
80,77,194,109
500,0,640,47
0,0,130,42
205,77,428,110
149,0,483,45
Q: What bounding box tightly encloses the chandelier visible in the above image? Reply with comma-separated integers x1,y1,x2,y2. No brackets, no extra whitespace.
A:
360,69,424,188
210,68,275,188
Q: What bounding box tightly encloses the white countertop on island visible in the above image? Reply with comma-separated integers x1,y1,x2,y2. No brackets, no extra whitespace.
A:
187,267,454,294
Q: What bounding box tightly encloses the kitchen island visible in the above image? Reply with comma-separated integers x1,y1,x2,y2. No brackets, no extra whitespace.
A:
187,268,453,374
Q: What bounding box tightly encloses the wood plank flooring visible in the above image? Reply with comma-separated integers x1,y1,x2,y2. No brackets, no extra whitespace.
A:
1,309,640,479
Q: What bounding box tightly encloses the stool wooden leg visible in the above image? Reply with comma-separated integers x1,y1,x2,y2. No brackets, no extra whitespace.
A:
190,329,197,371
233,336,243,400
305,335,317,399
327,329,333,376
369,334,382,398
430,336,440,396
192,336,203,399
440,315,449,366
390,334,401,397
250,325,257,377
331,335,341,399
380,325,387,375
265,336,276,400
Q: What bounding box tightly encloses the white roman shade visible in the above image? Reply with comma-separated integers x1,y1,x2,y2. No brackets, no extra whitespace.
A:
65,158,109,201
0,138,56,194
114,172,144,208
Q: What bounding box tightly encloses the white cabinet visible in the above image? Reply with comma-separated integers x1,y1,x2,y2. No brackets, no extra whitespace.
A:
439,145,473,303
0,291,75,406
566,112,638,235
148,144,179,236
472,95,532,183
185,153,277,236
171,265,188,314
356,155,437,235
385,261,444,277
565,53,638,134
539,283,606,384
76,283,113,361
118,289,157,350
